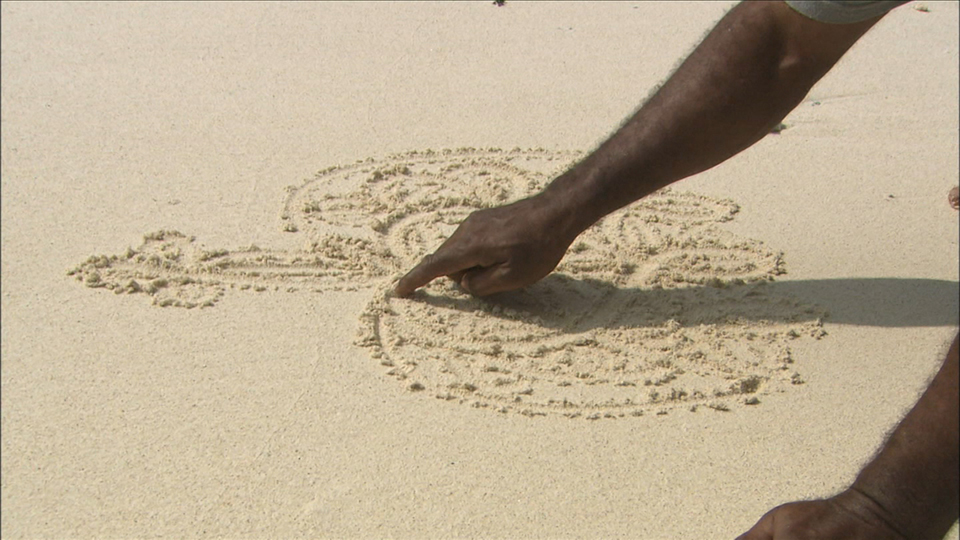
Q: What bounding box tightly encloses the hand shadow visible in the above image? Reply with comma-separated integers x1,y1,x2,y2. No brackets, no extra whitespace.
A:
407,274,959,331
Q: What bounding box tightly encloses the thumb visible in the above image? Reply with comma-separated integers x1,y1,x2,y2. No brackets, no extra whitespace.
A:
460,265,516,297
395,248,477,297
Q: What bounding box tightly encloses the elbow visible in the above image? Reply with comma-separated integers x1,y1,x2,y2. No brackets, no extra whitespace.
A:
775,51,822,102
766,0,883,97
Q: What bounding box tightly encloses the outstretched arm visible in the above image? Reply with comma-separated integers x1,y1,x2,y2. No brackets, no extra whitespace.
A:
396,1,881,297
738,333,960,540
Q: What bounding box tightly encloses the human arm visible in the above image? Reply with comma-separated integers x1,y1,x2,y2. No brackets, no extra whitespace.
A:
395,0,882,297
737,333,960,540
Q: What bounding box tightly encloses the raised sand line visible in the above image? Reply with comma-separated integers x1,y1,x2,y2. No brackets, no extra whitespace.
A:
69,148,824,418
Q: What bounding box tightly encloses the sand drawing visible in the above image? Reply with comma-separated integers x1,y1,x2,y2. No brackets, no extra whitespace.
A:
69,148,824,418
67,230,393,308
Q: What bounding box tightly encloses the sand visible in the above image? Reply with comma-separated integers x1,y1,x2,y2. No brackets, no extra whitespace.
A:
3,2,958,538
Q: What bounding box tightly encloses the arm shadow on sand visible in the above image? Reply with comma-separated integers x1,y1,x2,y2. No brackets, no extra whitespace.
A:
767,278,959,328
410,275,959,331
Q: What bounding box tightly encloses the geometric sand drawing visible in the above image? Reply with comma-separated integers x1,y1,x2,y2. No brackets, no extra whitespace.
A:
70,148,824,418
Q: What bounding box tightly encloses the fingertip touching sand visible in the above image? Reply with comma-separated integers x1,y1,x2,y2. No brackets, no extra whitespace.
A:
69,148,825,418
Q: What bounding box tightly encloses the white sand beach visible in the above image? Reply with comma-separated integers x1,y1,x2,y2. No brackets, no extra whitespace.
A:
2,2,957,538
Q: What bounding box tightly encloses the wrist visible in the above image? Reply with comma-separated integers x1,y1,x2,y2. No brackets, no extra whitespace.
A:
831,488,910,540
537,165,612,240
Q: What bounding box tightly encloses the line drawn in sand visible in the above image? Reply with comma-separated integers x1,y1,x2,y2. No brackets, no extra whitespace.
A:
69,148,825,418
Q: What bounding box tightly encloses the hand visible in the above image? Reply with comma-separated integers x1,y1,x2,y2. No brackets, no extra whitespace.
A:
394,193,577,297
736,490,907,540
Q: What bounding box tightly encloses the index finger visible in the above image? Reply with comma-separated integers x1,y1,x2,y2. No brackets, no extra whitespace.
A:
394,249,478,297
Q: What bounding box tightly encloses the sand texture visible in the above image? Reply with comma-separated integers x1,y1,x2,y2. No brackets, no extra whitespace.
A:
69,148,822,419
3,2,958,539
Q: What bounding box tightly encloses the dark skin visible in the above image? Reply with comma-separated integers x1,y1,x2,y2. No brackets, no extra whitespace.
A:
395,0,879,298
738,334,959,540
395,1,960,537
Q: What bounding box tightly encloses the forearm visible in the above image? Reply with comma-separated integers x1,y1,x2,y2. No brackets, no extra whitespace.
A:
541,1,876,236
394,1,886,297
846,334,960,540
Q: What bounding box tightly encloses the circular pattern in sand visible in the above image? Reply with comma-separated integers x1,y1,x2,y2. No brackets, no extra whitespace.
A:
280,148,584,266
292,148,822,418
71,148,823,418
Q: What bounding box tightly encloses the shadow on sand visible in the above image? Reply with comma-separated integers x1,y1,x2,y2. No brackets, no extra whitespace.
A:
408,275,959,330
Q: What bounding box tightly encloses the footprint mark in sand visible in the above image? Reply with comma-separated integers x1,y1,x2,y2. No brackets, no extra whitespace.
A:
70,148,824,418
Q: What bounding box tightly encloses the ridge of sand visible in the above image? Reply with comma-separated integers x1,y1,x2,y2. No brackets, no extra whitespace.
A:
68,148,825,418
